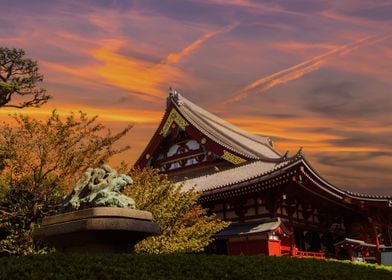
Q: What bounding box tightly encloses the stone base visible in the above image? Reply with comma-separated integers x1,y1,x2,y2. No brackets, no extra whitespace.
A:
34,207,160,253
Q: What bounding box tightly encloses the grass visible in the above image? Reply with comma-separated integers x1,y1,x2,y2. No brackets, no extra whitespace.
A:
0,254,390,280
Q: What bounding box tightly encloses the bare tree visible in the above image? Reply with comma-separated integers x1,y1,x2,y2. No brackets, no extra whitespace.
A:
0,47,51,108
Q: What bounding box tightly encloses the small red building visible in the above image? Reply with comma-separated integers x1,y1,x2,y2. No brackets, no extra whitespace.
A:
136,89,392,263
214,218,292,256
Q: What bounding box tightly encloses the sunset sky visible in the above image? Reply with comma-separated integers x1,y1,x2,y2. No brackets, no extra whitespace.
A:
0,0,391,195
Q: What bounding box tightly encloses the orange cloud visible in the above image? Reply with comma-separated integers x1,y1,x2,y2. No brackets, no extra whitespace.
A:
43,24,236,103
87,13,120,34
91,39,174,100
0,102,162,124
226,116,392,155
226,35,387,103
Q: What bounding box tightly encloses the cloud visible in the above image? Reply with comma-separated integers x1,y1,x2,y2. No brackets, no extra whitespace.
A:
327,131,392,151
38,16,236,102
194,0,307,16
88,23,235,100
319,1,392,31
268,41,339,52
0,2,236,104
0,102,162,124
345,3,392,21
161,23,237,64
303,81,392,121
307,150,392,194
225,35,389,103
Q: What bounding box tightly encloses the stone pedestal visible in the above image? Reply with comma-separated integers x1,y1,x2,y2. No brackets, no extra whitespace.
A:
34,207,160,253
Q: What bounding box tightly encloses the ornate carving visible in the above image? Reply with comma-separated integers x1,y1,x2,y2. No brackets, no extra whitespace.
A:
221,150,246,165
160,108,189,136
60,165,136,212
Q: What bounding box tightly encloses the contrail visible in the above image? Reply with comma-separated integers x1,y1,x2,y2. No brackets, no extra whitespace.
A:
226,35,387,103
252,60,324,94
161,23,237,65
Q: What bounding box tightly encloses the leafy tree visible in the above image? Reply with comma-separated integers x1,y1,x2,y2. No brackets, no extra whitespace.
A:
0,47,50,108
125,168,229,254
0,111,132,255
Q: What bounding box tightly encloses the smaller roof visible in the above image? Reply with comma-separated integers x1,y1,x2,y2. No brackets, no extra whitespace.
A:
214,218,290,238
334,238,385,249
180,159,293,192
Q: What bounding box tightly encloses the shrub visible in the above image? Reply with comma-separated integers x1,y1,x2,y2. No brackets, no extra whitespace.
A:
0,254,390,280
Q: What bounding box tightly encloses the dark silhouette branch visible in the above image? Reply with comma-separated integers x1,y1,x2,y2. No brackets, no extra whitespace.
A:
0,47,51,108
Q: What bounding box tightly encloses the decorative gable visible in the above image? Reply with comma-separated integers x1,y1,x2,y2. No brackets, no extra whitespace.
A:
136,88,285,178
160,108,188,136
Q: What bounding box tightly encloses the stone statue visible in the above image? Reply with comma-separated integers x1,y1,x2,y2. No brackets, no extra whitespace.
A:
60,165,136,212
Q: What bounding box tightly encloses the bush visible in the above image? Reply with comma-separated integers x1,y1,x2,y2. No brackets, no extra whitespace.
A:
0,254,390,280
125,168,229,253
0,111,131,255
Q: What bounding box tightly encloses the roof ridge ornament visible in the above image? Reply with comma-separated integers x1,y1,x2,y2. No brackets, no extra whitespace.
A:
168,87,183,107
296,147,303,157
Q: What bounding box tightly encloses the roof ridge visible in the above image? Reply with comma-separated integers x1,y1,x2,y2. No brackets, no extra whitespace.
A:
180,102,259,159
178,94,272,143
169,89,283,161
184,103,281,158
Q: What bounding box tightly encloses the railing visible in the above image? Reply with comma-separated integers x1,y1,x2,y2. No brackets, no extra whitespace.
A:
294,250,326,259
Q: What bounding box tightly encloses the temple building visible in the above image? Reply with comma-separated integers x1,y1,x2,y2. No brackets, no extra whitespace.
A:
136,89,392,263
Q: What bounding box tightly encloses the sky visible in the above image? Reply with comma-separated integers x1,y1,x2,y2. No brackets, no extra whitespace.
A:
0,0,391,195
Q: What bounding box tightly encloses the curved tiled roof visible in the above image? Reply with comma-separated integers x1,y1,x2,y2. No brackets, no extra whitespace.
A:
214,218,287,238
299,157,392,201
345,190,392,200
180,159,292,192
170,91,282,161
180,156,392,203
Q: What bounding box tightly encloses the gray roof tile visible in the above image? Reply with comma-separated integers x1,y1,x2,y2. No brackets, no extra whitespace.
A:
180,159,291,192
171,92,282,160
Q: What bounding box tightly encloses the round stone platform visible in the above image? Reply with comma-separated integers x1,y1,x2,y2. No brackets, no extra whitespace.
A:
34,207,160,253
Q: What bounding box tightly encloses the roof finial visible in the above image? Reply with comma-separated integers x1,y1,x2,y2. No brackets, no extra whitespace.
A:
296,147,303,157
168,87,176,96
168,87,183,106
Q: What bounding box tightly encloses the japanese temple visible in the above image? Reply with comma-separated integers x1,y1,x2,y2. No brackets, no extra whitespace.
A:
136,89,392,263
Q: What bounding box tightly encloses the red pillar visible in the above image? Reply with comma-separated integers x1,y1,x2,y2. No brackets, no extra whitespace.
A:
347,247,353,261
371,222,381,264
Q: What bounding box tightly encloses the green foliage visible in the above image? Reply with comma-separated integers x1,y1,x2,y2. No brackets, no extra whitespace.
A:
0,111,132,255
0,176,61,255
0,254,390,280
0,47,51,108
125,168,229,253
